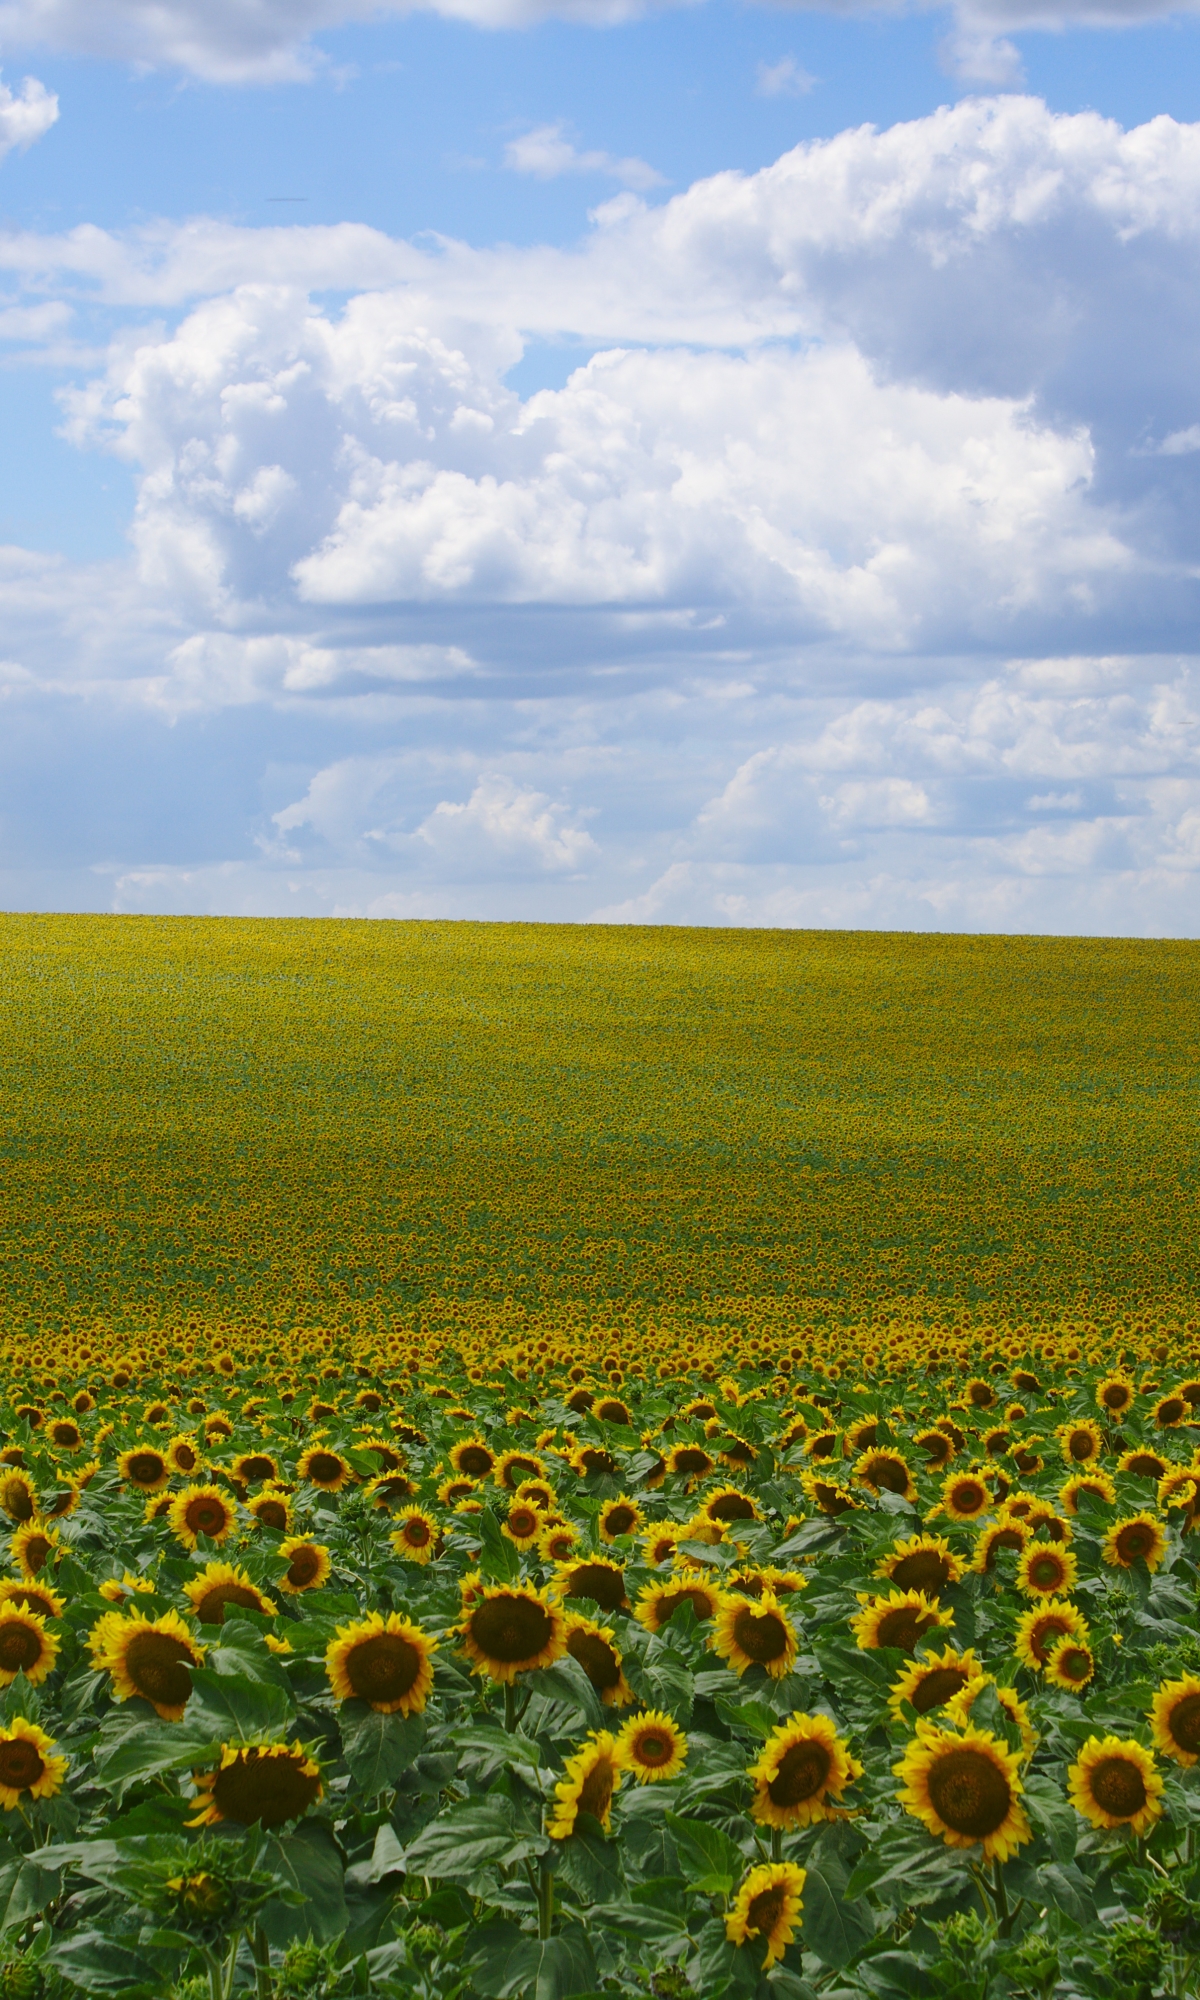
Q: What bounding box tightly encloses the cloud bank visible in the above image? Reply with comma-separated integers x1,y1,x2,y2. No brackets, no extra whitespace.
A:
1,96,1200,932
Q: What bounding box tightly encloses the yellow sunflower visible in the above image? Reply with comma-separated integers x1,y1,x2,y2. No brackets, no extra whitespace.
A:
296,1447,353,1493
1057,1421,1103,1467
563,1613,633,1708
1102,1512,1167,1572
0,1578,64,1623
547,1731,623,1837
850,1590,948,1655
0,1473,37,1525
1117,1447,1169,1481
92,1608,205,1721
188,1742,323,1829
166,1435,203,1478
1014,1599,1089,1672
1017,1541,1078,1599
503,1502,545,1550
914,1428,956,1472
940,1472,991,1522
0,1608,57,1686
633,1573,721,1634
1068,1735,1163,1835
97,1570,154,1606
800,1470,858,1516
551,1557,628,1615
449,1436,495,1480
1150,1674,1200,1767
326,1611,436,1714
1096,1376,1135,1417
246,1487,293,1533
1045,1635,1095,1693
182,1562,276,1627
538,1521,582,1565
972,1521,1027,1573
0,1719,67,1809
390,1508,439,1565
945,1676,1037,1758
167,1484,237,1551
1153,1393,1188,1429
457,1582,567,1684
854,1450,916,1502
494,1450,548,1493
117,1446,171,1494
277,1538,331,1593
438,1476,479,1509
10,1522,59,1580
697,1485,759,1528
895,1721,1031,1859
748,1711,861,1829
1059,1474,1115,1516
598,1496,644,1542
615,1709,688,1782
889,1646,980,1720
726,1863,806,1969
710,1592,798,1680
231,1452,280,1487
875,1535,962,1595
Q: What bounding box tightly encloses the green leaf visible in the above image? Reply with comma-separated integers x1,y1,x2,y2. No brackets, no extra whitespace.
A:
0,1855,64,1935
524,1657,605,1731
476,1926,598,2000
47,1931,177,1998
259,1820,348,1947
91,1716,218,1795
186,1664,294,1739
207,1618,295,1690
338,1700,427,1792
404,1797,549,1883
554,1812,623,1904
800,1865,874,1970
1022,1774,1078,1863
692,1915,760,2000
664,1813,742,1895
477,1507,522,1582
588,1900,688,1945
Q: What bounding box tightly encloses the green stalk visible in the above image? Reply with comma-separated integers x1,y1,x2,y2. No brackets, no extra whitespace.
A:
202,1945,224,2000
537,1866,555,1940
771,1828,783,1863
252,1923,273,2000
992,1860,1011,1938
504,1683,518,1734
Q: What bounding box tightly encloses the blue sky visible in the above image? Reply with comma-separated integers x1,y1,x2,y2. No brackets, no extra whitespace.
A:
2,0,1200,930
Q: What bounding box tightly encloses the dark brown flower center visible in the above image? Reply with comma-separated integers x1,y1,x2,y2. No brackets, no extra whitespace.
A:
672,1449,713,1475
577,1448,618,1476
20,1537,51,1575
306,1453,344,1485
981,1529,1024,1569
1168,1693,1200,1754
950,1482,986,1515
500,1457,541,1489
126,1630,195,1707
238,1457,276,1483
286,1547,322,1587
346,1633,422,1703
732,1607,789,1664
864,1457,910,1496
746,1885,787,1939
1126,1455,1165,1478
195,1583,263,1625
567,1629,622,1693
0,1738,43,1790
562,1564,626,1612
633,1731,673,1767
7,1589,54,1619
1090,1756,1147,1818
1068,1432,1095,1462
876,1606,936,1653
509,1509,540,1538
470,1594,554,1663
604,1505,639,1535
127,1454,166,1486
912,1667,970,1714
1116,1524,1154,1562
708,1493,755,1522
211,1750,321,1829
1029,1554,1064,1589
3,1485,33,1524
655,1586,714,1626
577,1755,615,1823
1055,1647,1091,1683
402,1518,431,1546
891,1551,951,1592
455,1445,493,1477
174,1446,198,1472
185,1498,229,1537
0,1621,43,1673
256,1500,289,1530
927,1747,1012,1838
1029,1615,1071,1665
1102,1386,1130,1409
768,1740,831,1805
1158,1400,1186,1426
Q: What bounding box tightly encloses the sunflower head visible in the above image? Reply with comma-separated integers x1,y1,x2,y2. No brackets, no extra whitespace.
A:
278,1538,331,1594
0,1607,57,1687
711,1591,798,1680
1014,1598,1089,1673
167,1484,237,1551
247,1486,293,1533
748,1711,862,1829
850,1589,948,1656
1097,1376,1135,1417
390,1508,439,1565
1060,1473,1115,1515
547,1732,623,1838
633,1573,720,1633
895,1720,1031,1860
538,1521,581,1565
551,1557,628,1614
10,1521,59,1580
945,1676,1037,1758
1045,1635,1095,1693
615,1708,688,1782
725,1862,806,1969
889,1646,979,1720
940,1473,990,1522
296,1447,353,1493
92,1608,205,1721
503,1502,545,1549
564,1613,632,1708
972,1521,1027,1574
0,1717,68,1809
875,1536,961,1595
118,1446,171,1493
854,1449,916,1502
188,1741,323,1829
1017,1541,1078,1599
458,1582,567,1684
1058,1421,1103,1466
326,1611,436,1715
1103,1512,1167,1572
449,1436,495,1480
1150,1674,1200,1767
1068,1734,1163,1835
183,1563,276,1628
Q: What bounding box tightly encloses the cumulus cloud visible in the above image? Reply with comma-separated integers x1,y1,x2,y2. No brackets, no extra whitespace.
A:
755,55,817,97
0,72,56,159
504,125,665,191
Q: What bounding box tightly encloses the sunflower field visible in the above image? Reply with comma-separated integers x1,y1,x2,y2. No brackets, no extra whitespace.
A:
0,916,1197,1998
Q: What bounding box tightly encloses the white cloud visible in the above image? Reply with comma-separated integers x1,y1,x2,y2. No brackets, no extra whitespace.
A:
0,72,56,160
938,25,1024,83
755,55,816,97
504,125,665,191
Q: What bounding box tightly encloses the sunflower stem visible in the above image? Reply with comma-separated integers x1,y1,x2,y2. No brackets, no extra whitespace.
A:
202,1945,224,2000
771,1828,783,1863
252,1923,272,2000
504,1684,518,1734
991,1860,1011,1937
537,1865,555,1940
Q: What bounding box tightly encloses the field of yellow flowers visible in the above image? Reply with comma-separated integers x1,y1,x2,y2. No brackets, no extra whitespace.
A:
0,915,1195,1999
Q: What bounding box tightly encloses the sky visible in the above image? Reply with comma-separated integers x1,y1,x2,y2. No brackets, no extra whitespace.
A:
2,3,1200,930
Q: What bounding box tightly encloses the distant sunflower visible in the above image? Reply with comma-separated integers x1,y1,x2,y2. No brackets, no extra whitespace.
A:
458,1582,567,1684
437,1476,479,1509
278,1538,331,1593
854,1450,916,1502
895,1721,1030,1859
914,1428,956,1471
364,1472,416,1510
231,1452,279,1487
166,1436,203,1478
246,1487,293,1533
615,1708,688,1782
963,1379,997,1411
572,1445,620,1478
551,1557,628,1614
1059,1473,1115,1516
972,1520,1027,1573
889,1646,979,1720
1150,1673,1200,1767
390,1508,439,1565
945,1676,1037,1757
1159,1469,1200,1512
449,1437,495,1480
710,1591,797,1679
183,1562,276,1628
1017,1541,1078,1599
0,1608,57,1686
168,1485,236,1551
1096,1376,1135,1417
563,1612,633,1707
548,1731,623,1837
0,1473,37,1525
296,1447,353,1493
1057,1421,1102,1466
1045,1635,1095,1693
538,1521,582,1565
188,1742,323,1830
117,1446,171,1494
0,1578,63,1623
1103,1512,1167,1572
92,1608,205,1721
697,1486,758,1528
326,1611,436,1714
493,1451,548,1493
1153,1394,1188,1429
725,1862,806,1969
1068,1735,1162,1834
1014,1599,1089,1672
665,1443,717,1485
940,1473,990,1522
47,1418,83,1452
0,1718,67,1809
11,1522,59,1579
97,1571,154,1606
875,1536,961,1595
801,1471,858,1517
851,1590,948,1656
748,1711,861,1829
634,1573,721,1633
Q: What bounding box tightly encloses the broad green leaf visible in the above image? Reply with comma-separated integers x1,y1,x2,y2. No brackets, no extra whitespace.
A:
524,1656,604,1731
664,1813,742,1895
480,1928,599,2000
799,1865,874,1969
47,1931,177,1998
186,1664,294,1739
404,1797,549,1881
338,1699,427,1792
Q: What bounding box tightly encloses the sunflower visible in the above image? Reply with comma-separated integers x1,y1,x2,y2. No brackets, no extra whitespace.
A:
547,1731,623,1837
438,1476,479,1509
972,1520,1027,1573
1057,1421,1102,1466
0,1578,64,1623
914,1428,956,1471
166,1436,203,1478
98,1570,154,1606
449,1437,495,1480
10,1522,59,1579
1103,1512,1167,1572
168,1485,237,1551
296,1447,353,1493
117,1446,171,1494
47,1418,83,1453
188,1742,323,1830
573,1445,620,1478
458,1582,567,1684
854,1450,916,1502
802,1430,840,1461
277,1538,331,1593
0,1719,67,1810
801,1471,858,1516
1160,1469,1200,1512
1096,1376,1135,1417
0,1608,57,1686
851,1590,948,1656
940,1472,990,1522
246,1487,293,1533
725,1863,806,1969
364,1472,417,1510
666,1444,716,1485
326,1611,436,1714
875,1535,962,1595
494,1451,548,1493
748,1711,861,1829
0,1473,37,1525
634,1573,721,1633
564,1613,633,1707
390,1508,439,1565
1150,1674,1200,1767
183,1563,276,1627
945,1676,1037,1757
551,1557,628,1614
615,1708,688,1782
963,1379,997,1412
889,1646,980,1720
514,1478,558,1512
1017,1541,1078,1599
1026,1506,1073,1545
503,1502,545,1550
1068,1735,1163,1834
231,1452,279,1487
710,1592,798,1680
697,1486,758,1528
92,1608,205,1721
1153,1394,1188,1429
895,1721,1031,1859
1045,1635,1095,1693
1014,1599,1089,1672
538,1521,581,1565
